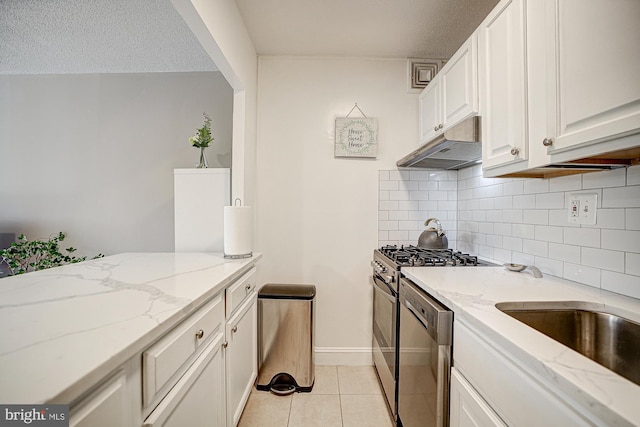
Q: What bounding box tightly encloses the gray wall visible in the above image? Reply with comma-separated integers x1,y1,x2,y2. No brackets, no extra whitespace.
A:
0,71,232,256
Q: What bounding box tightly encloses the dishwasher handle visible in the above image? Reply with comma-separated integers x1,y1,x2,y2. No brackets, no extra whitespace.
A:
400,278,453,346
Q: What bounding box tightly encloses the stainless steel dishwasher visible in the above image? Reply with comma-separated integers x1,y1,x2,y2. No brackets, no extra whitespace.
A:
397,277,453,427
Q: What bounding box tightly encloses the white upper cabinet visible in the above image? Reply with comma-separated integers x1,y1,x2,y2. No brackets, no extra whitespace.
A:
540,0,640,158
479,0,528,170
418,34,478,146
481,0,640,177
441,35,479,131
419,76,442,144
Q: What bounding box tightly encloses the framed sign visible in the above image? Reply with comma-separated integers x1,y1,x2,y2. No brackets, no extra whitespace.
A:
334,117,378,158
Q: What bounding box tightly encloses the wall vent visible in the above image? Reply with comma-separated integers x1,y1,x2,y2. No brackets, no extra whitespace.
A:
407,59,444,92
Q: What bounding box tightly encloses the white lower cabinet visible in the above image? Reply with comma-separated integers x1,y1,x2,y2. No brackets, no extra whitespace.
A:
225,292,258,427
450,368,505,427
454,321,594,426
70,359,141,427
143,333,226,427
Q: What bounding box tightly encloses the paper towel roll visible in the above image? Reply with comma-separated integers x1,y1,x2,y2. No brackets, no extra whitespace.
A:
224,206,253,258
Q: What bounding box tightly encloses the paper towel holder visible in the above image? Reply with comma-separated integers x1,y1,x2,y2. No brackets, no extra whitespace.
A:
224,198,253,259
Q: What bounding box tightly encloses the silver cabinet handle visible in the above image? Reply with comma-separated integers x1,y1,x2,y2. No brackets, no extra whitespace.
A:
231,326,238,333
222,341,228,349
510,147,520,156
438,123,443,130
195,329,204,339
245,284,252,293
543,137,554,147
434,126,438,132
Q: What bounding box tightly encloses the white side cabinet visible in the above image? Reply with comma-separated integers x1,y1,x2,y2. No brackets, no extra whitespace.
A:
450,368,505,427
225,291,258,427
418,33,478,146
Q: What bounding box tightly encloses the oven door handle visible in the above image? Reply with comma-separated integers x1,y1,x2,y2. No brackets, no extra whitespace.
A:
372,274,397,300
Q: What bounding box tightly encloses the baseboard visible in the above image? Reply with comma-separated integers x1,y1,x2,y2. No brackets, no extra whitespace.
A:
314,347,373,365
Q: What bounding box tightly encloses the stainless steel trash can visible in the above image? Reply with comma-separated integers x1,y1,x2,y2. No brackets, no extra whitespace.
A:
256,284,316,395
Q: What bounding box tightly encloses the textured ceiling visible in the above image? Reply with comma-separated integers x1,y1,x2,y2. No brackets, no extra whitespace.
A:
235,0,499,59
0,0,217,74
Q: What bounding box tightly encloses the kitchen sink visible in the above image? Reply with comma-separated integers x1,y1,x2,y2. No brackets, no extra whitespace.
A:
495,301,640,387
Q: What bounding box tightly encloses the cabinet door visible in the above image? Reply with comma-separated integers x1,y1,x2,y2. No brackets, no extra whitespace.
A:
450,368,506,427
543,0,640,154
480,0,528,171
143,333,226,427
226,293,258,427
419,76,442,144
442,33,479,130
70,371,129,427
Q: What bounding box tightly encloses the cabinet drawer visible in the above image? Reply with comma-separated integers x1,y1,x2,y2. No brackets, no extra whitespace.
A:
225,267,256,318
143,293,224,410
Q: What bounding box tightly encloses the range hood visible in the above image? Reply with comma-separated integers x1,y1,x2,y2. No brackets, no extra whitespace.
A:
397,117,481,170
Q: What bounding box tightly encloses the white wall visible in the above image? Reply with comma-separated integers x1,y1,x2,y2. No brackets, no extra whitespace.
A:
0,72,233,256
256,57,418,363
173,0,258,207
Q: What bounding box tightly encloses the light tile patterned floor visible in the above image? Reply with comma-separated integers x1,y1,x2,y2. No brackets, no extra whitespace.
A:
238,365,395,427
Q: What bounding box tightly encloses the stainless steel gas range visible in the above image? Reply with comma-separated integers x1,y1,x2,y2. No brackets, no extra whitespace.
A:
371,245,497,427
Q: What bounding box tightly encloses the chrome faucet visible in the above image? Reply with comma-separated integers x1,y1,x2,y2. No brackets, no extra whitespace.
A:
526,266,543,278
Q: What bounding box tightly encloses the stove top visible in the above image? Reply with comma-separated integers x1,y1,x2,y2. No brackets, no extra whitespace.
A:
378,245,496,267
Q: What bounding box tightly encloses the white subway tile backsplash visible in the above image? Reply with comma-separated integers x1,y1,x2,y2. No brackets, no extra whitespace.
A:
601,271,640,300
380,165,640,299
534,225,563,243
601,229,640,252
494,196,513,209
380,180,398,191
628,165,640,186
523,210,548,225
512,224,535,239
390,190,410,201
563,227,600,248
503,181,524,196
379,200,399,211
389,211,408,220
585,208,625,230
439,181,457,191
419,181,438,191
583,168,626,189
549,174,582,192
503,209,523,223
523,239,548,257
549,243,581,264
523,179,549,194
513,194,536,209
581,247,624,273
627,208,640,230
535,192,565,209
399,200,420,210
626,253,640,277
563,262,601,288
603,186,640,208
503,236,523,252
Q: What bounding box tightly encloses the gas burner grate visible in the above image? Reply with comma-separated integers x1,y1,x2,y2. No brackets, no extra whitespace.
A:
378,245,488,267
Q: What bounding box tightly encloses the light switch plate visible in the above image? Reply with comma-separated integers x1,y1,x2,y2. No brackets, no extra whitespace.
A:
568,193,597,225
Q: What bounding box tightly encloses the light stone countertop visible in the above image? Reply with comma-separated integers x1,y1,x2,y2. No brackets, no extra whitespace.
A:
401,266,640,427
0,252,262,405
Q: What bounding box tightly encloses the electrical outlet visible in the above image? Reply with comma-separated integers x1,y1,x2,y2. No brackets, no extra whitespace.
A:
568,193,597,225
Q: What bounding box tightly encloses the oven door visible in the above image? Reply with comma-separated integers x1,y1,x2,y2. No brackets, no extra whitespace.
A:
372,273,398,419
